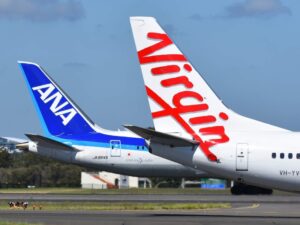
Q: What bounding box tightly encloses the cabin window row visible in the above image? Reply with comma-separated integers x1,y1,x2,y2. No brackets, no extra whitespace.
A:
272,153,300,159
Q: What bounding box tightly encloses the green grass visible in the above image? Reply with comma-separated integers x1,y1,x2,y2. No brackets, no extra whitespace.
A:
0,201,230,211
0,222,42,225
0,187,231,195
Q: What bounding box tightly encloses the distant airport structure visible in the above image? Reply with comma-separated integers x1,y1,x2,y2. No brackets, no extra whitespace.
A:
0,137,25,153
81,172,151,189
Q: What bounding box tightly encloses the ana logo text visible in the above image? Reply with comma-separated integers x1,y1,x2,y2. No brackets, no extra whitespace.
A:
32,83,77,126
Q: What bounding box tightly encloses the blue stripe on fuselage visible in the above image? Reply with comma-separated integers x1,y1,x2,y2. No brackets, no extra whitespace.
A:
58,131,147,147
49,133,148,151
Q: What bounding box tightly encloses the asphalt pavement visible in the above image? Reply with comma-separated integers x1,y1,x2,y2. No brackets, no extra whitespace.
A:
1,203,300,225
0,193,299,203
1,193,300,225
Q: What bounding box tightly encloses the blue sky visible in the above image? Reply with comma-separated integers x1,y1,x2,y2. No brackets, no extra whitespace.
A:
1,0,300,138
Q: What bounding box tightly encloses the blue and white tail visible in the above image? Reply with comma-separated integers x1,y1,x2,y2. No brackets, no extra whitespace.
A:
18,61,96,137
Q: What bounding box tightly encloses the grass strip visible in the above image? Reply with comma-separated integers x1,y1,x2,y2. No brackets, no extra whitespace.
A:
0,201,230,211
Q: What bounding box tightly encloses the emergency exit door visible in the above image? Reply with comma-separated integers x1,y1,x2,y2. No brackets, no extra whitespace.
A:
236,143,249,171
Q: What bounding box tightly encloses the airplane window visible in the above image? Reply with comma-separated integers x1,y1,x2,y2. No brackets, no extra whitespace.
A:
272,153,276,159
288,153,293,159
297,153,300,159
280,153,284,159
142,146,144,150
137,146,139,150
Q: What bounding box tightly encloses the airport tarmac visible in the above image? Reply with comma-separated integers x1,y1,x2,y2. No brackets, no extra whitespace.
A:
0,203,300,225
0,193,300,224
0,193,300,203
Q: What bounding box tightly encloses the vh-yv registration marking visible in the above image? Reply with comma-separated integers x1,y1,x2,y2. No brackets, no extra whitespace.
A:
32,83,77,126
138,32,229,162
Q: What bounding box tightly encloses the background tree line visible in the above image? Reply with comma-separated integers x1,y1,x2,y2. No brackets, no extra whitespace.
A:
0,151,85,188
0,150,201,189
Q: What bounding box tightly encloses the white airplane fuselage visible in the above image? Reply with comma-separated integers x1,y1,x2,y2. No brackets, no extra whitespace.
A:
200,131,300,191
25,133,206,178
152,131,300,191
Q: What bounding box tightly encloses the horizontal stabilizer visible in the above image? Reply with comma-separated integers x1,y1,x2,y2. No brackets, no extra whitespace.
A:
123,125,199,147
25,134,77,151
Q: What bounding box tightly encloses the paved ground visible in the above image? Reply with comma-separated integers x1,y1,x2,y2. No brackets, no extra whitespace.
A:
0,193,299,203
0,203,300,225
1,193,300,225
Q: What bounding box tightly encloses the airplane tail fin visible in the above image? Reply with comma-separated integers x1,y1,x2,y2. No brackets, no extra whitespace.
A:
18,61,96,137
130,17,287,161
130,17,229,132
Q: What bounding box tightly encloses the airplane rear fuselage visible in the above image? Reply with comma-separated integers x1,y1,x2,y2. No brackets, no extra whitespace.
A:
152,131,300,191
26,137,207,178
202,131,300,191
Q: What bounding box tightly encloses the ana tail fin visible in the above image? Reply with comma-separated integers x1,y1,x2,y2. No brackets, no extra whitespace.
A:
18,61,96,137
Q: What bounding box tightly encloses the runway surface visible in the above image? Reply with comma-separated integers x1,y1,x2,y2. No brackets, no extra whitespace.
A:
1,203,300,225
1,193,300,203
1,193,300,225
